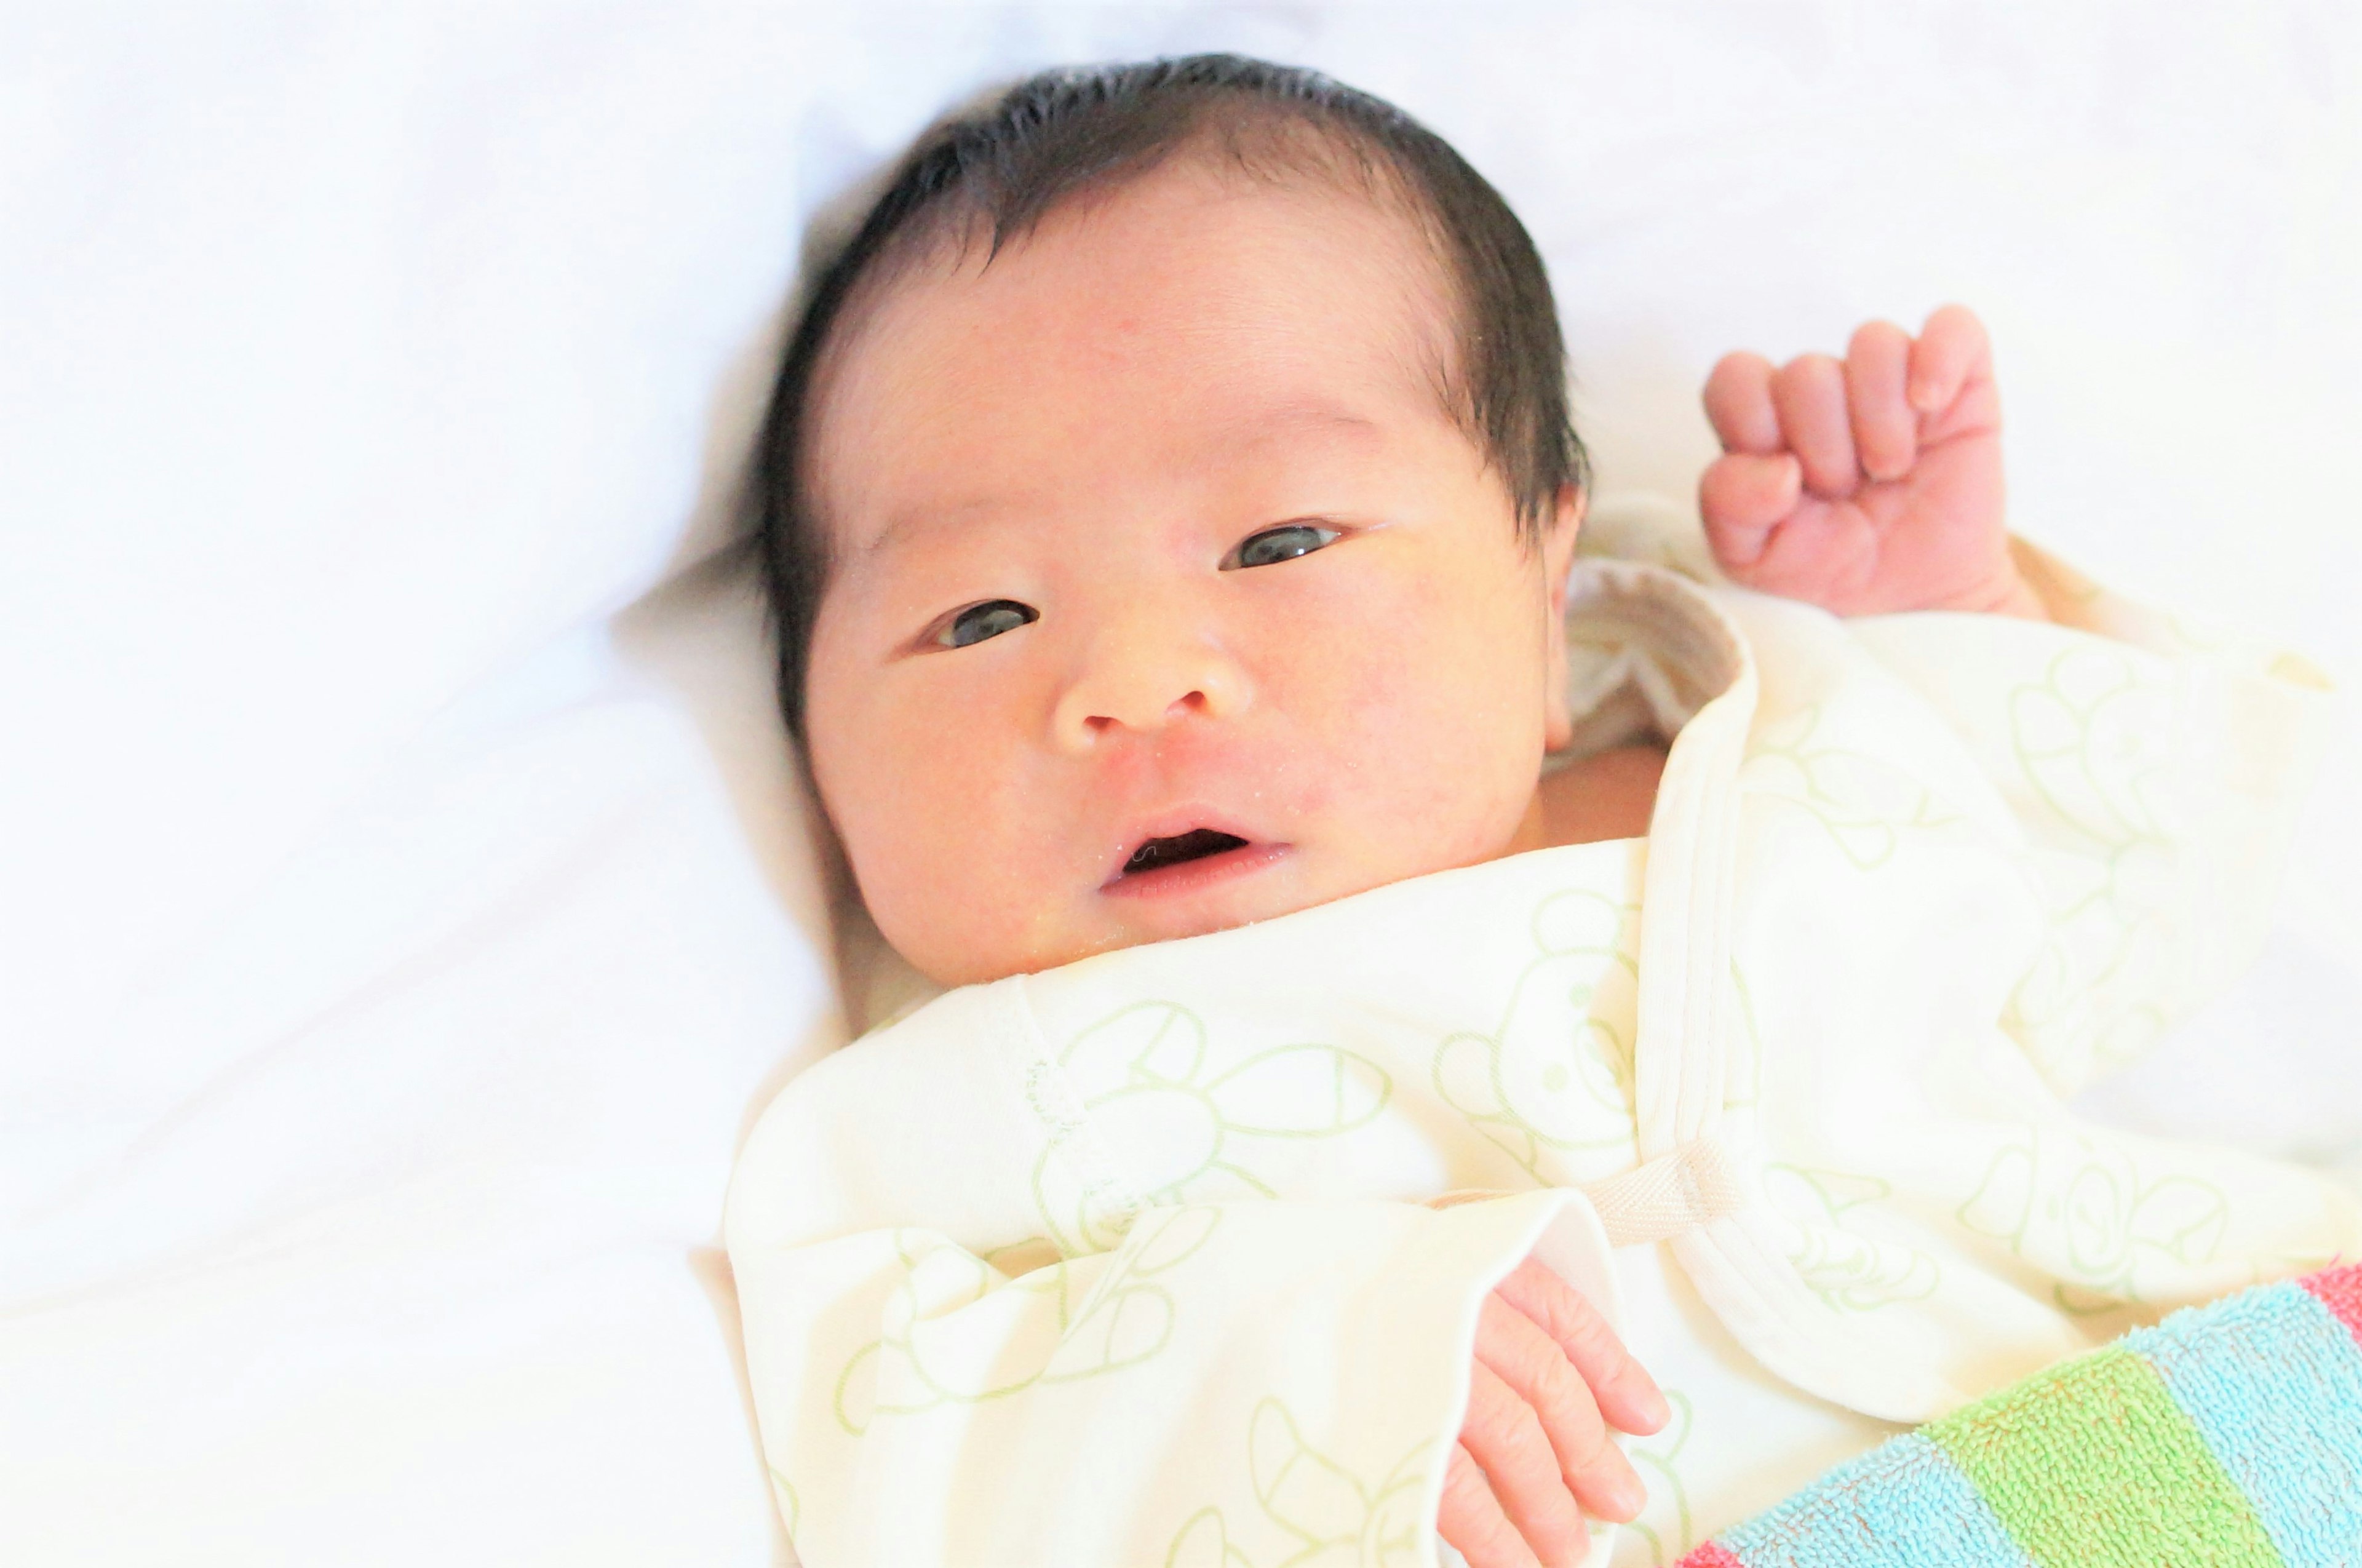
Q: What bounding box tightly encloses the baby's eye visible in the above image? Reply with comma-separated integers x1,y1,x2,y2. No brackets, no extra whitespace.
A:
935,599,1038,649
1222,522,1340,571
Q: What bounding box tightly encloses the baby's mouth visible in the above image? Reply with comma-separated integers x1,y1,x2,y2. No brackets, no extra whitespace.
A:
1100,821,1287,901
1099,797,1295,902
1119,829,1249,876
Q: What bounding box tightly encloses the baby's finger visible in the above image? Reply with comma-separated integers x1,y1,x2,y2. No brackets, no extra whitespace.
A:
1906,303,1992,415
1494,1258,1670,1439
1462,1358,1589,1568
1770,354,1858,498
1844,320,1915,482
1479,1290,1646,1526
1744,499,1881,608
1698,453,1801,568
1701,351,1780,454
1439,1446,1544,1568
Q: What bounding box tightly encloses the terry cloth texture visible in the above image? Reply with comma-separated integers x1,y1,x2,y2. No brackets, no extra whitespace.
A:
1680,1262,2362,1568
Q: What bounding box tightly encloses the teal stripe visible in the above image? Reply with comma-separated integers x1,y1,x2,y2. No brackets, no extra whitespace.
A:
2129,1279,2362,1568
1717,1430,2034,1568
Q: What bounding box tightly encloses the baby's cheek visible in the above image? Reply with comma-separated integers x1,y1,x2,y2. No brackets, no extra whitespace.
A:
837,722,1027,973
1314,597,1537,854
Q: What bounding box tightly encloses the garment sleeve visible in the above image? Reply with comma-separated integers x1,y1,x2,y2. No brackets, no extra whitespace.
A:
724,1019,1621,1568
1843,537,2334,1096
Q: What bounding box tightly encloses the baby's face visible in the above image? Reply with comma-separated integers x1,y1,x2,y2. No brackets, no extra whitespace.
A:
802,159,1578,987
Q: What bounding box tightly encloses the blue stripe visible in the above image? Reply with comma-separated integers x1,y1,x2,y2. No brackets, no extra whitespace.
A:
1717,1430,2034,1568
2126,1279,2362,1568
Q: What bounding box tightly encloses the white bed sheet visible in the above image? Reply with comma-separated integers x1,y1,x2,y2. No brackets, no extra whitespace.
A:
4,4,2356,1563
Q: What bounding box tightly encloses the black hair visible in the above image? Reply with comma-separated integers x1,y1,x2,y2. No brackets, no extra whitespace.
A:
752,53,1587,741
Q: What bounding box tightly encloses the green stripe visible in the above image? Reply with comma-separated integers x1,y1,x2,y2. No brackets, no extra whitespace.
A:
1928,1346,2281,1568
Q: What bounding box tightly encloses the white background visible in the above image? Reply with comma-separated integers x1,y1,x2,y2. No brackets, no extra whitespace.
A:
4,4,2357,1563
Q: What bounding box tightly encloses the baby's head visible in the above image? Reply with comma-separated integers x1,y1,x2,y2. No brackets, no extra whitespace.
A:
758,55,1590,987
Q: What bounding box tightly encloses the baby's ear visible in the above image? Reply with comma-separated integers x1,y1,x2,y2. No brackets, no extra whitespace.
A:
1541,485,1585,752
1543,484,1586,615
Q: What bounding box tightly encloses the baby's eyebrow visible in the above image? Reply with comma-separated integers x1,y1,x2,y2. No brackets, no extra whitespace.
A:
1229,398,1384,442
861,496,1015,563
856,399,1388,563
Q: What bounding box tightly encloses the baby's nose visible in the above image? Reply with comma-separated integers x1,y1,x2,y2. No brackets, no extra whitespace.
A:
1050,619,1249,749
1083,690,1209,740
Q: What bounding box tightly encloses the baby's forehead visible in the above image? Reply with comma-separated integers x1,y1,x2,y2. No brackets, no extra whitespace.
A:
811,156,1475,522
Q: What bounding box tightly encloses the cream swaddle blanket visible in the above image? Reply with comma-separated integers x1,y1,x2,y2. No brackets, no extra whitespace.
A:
726,540,2362,1567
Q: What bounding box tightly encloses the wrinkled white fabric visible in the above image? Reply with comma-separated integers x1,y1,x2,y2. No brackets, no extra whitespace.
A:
728,547,2362,1566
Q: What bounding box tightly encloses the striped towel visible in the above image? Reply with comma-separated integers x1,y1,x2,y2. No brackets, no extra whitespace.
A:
1679,1263,2362,1568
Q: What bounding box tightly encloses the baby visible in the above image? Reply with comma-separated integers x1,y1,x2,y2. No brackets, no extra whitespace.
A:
729,54,2356,1568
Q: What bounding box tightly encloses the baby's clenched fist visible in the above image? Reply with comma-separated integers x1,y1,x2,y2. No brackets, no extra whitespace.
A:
1698,304,2044,621
1441,1257,1668,1568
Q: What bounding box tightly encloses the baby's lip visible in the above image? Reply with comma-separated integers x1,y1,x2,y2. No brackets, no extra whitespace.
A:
1098,806,1285,893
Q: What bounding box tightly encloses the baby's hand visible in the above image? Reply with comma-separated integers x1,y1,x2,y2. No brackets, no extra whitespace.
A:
1440,1257,1668,1568
1698,304,2043,619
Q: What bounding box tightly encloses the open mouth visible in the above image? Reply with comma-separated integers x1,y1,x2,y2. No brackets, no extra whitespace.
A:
1119,829,1249,877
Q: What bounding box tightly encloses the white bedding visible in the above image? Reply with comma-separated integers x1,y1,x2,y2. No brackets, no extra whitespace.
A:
4,5,2356,1563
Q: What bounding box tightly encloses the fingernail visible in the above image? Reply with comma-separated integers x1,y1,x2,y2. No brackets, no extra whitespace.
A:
1907,379,1940,412
1634,1385,1670,1433
1607,1470,1647,1520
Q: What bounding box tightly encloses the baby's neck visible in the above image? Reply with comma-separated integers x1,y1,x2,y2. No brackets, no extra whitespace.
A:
1505,742,1667,857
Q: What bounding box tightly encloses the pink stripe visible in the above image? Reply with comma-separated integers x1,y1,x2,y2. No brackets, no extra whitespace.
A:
2300,1260,2362,1347
1676,1543,1747,1568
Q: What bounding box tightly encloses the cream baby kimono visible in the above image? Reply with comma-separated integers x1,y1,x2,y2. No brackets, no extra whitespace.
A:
726,536,2362,1568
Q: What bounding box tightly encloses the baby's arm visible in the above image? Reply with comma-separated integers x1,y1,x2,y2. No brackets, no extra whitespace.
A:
1698,304,2045,621
1444,1257,1666,1568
